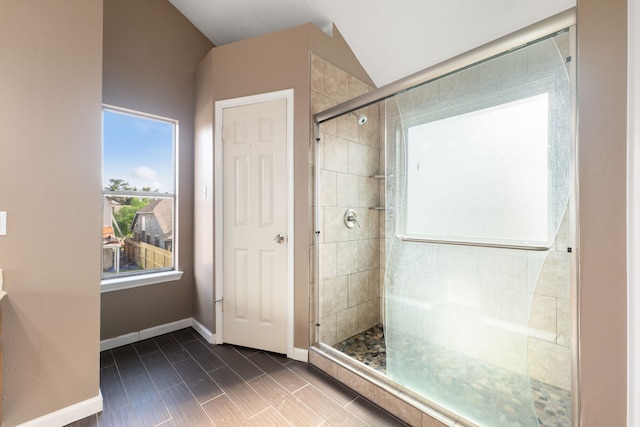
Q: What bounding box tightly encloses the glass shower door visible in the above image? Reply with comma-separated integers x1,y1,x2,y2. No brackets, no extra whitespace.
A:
384,30,574,426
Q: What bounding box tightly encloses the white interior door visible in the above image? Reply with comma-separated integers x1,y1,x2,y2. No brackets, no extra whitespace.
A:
220,97,288,354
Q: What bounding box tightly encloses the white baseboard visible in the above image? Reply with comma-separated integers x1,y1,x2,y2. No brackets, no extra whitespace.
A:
99,318,304,364
292,347,309,362
140,318,192,340
16,391,102,427
100,332,139,351
100,318,192,351
190,317,214,343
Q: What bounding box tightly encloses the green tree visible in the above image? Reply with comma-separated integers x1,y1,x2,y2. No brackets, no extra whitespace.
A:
105,179,156,238
113,198,149,238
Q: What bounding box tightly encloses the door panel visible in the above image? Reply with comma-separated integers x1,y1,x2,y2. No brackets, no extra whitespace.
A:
222,98,287,353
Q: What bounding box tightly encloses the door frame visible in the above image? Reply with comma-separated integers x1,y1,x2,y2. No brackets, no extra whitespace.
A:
214,89,295,358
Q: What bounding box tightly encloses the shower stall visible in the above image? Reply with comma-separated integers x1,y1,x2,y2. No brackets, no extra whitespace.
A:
312,14,575,427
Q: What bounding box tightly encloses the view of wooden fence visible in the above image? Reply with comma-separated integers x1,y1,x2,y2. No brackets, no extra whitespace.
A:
124,240,172,270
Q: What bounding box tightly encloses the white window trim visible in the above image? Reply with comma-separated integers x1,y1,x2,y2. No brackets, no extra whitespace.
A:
101,270,184,293
101,104,181,291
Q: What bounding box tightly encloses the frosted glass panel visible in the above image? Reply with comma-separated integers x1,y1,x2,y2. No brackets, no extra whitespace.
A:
406,94,550,246
384,32,573,426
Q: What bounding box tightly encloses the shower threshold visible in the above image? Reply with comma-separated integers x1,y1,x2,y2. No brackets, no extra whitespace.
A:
333,324,571,427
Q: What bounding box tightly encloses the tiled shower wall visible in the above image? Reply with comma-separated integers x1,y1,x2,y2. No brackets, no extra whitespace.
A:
309,53,384,346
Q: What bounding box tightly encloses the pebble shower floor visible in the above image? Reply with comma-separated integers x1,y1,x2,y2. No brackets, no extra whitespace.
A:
334,324,571,427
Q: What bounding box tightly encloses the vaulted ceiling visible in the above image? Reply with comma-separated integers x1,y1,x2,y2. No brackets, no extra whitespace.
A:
168,0,575,87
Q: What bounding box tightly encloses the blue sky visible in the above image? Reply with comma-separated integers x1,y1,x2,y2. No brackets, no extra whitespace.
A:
103,109,175,193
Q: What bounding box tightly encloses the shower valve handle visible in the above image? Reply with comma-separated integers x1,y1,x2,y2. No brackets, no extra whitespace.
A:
344,209,361,229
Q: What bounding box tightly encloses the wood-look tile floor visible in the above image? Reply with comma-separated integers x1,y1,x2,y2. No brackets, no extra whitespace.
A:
67,328,408,427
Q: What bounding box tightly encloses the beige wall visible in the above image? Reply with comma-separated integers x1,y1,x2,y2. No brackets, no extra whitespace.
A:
576,0,628,424
194,24,373,349
0,1,103,425
101,0,213,339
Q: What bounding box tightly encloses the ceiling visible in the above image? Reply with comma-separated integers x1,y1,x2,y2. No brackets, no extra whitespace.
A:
168,0,575,87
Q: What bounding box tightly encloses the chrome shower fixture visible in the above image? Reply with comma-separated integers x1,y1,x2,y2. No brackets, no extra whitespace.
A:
351,112,368,125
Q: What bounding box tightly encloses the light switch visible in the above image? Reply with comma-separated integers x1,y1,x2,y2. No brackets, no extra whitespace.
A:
0,211,6,235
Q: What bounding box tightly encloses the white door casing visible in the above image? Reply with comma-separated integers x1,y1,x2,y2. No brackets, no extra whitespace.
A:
214,90,294,356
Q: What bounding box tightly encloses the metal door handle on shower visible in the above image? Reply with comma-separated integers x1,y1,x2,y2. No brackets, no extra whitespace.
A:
344,209,361,229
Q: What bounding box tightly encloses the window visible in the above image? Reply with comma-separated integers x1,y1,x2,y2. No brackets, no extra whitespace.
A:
102,106,181,289
403,93,551,248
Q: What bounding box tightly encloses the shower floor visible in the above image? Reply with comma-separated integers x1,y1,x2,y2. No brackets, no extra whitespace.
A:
334,324,571,427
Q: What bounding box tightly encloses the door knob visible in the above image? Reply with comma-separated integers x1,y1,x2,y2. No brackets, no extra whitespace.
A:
274,234,285,243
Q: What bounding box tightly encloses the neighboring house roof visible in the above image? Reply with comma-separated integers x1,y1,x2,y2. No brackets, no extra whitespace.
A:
131,198,173,239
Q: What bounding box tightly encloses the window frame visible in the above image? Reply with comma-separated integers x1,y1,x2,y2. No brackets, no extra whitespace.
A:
395,73,566,251
101,105,183,292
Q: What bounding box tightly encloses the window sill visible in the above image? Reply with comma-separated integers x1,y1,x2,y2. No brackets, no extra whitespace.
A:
101,270,184,293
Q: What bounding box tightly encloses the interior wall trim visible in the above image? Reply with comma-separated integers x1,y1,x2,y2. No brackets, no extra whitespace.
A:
100,318,192,351
15,392,103,427
191,317,215,343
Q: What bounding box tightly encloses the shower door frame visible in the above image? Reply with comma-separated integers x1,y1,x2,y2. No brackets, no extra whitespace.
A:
312,8,578,426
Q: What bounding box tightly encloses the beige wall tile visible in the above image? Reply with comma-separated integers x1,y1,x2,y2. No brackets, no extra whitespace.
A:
359,239,380,271
349,141,370,176
336,241,351,277
318,314,337,346
322,275,349,317
348,271,369,307
337,112,359,141
528,337,571,390
500,290,531,324
336,172,359,207
310,91,336,116
310,53,325,95
349,240,360,274
367,145,380,176
478,324,528,376
535,251,571,299
369,268,381,300
366,209,380,237
309,348,338,378
337,307,359,342
324,207,350,243
323,133,350,173
529,294,557,338
359,299,380,330
318,114,337,137
358,177,379,208
319,169,337,206
319,242,337,280
556,297,572,347
359,116,380,149
325,61,350,102
371,388,422,426
336,366,374,399
348,75,370,99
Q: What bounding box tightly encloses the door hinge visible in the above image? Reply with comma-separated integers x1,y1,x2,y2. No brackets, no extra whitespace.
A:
215,297,224,312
